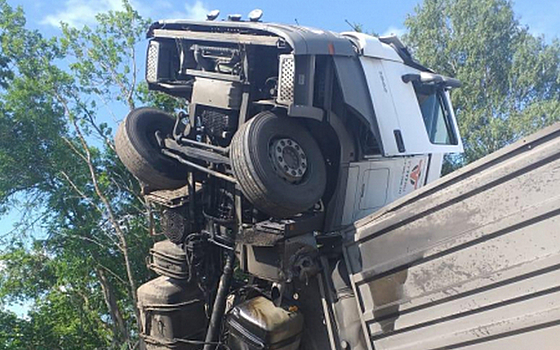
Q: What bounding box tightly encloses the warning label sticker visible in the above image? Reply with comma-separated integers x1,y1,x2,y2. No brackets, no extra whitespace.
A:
398,158,425,195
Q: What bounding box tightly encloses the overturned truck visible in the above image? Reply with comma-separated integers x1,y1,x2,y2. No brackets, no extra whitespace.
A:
115,11,559,350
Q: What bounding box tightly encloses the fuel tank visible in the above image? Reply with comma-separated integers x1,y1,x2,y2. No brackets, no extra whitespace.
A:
227,296,304,350
148,239,189,279
138,276,206,349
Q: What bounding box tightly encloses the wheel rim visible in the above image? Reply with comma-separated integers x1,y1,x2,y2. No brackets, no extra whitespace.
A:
269,137,308,184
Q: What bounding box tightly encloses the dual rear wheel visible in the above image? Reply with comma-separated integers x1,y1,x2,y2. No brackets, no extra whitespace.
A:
115,109,326,218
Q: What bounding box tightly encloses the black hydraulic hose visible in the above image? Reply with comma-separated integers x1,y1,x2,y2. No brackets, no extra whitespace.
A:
203,249,235,350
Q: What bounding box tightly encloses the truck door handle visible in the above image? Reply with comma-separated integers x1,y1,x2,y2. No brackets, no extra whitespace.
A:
394,130,406,153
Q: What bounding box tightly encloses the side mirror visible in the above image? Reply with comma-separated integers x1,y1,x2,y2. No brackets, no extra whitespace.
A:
402,72,462,89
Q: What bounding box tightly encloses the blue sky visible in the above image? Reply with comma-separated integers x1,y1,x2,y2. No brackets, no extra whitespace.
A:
6,0,560,40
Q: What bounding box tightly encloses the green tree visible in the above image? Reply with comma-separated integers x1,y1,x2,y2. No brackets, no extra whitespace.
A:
0,1,161,348
404,0,560,167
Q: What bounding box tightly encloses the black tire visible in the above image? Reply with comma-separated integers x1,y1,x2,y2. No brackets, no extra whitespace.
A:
231,111,327,218
115,107,188,190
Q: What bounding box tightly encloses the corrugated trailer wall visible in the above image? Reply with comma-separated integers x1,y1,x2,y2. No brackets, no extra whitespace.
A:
343,124,560,350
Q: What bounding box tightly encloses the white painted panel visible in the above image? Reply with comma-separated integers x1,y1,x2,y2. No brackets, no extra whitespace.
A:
359,57,463,156
344,156,430,224
425,154,443,184
341,165,360,226
459,322,560,350
382,60,463,156
359,57,401,156
375,294,560,350
359,168,389,210
341,32,403,62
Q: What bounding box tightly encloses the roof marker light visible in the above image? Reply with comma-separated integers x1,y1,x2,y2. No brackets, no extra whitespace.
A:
206,9,220,21
228,14,242,21
248,9,263,22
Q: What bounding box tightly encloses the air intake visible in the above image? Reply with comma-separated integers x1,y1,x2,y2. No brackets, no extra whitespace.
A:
277,54,295,105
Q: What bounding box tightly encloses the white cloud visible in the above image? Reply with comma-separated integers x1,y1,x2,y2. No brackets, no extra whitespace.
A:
185,1,210,20
41,0,127,28
381,26,406,38
41,0,210,28
166,1,210,21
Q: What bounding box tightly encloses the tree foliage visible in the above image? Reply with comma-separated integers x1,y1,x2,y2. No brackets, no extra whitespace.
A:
404,0,560,166
0,1,162,348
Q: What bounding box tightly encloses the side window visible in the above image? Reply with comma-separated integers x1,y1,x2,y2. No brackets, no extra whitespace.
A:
415,87,457,145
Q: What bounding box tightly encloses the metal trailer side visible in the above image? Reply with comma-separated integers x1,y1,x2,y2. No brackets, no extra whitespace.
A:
343,123,560,350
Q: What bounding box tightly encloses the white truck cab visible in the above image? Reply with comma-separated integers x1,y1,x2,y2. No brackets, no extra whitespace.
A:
117,18,464,229
116,15,467,232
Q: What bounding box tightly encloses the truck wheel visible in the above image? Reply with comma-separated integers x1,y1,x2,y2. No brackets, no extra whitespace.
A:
231,111,326,217
115,107,188,190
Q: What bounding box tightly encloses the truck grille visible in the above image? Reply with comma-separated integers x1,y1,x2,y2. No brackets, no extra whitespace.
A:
277,54,295,105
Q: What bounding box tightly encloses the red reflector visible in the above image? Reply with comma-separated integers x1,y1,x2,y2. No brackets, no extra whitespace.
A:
328,43,335,55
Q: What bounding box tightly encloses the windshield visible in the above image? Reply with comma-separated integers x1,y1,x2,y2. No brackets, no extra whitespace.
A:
414,85,457,145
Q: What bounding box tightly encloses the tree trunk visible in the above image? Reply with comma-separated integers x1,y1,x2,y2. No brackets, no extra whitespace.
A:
96,267,129,345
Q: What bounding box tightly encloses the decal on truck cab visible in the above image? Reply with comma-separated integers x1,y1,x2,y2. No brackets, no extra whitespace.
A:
398,158,426,195
410,160,423,189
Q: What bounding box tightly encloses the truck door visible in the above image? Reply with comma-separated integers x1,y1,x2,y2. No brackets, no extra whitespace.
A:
360,57,464,157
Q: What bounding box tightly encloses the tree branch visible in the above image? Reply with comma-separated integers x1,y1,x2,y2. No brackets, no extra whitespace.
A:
53,90,141,328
